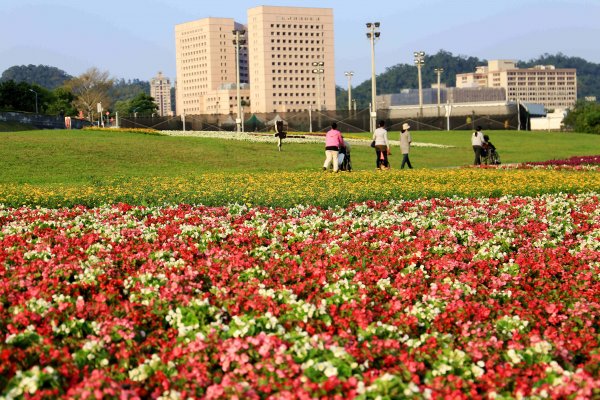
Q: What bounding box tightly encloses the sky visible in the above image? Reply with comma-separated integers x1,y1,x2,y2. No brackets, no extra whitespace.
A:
2,0,599,87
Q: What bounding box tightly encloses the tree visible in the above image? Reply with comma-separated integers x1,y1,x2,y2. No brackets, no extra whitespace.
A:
127,92,158,116
563,100,600,134
0,80,51,113
0,64,72,90
110,78,150,103
64,68,114,121
46,87,77,116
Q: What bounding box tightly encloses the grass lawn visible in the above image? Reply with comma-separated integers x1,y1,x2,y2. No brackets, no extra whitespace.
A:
1,129,599,185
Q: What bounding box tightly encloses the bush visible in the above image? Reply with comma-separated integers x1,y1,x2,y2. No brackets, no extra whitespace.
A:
563,100,600,134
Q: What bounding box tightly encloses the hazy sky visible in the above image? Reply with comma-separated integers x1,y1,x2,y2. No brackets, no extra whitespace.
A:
2,0,599,87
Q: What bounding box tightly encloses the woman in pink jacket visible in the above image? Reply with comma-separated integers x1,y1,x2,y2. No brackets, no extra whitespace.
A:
323,122,345,172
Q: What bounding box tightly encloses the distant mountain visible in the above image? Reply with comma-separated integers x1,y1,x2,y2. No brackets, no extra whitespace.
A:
0,64,72,90
337,51,600,110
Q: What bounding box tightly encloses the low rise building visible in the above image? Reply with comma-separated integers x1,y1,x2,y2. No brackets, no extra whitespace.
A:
456,60,577,110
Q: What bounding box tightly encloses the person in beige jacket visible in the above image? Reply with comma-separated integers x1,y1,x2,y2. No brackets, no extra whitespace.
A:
372,120,391,169
400,122,413,169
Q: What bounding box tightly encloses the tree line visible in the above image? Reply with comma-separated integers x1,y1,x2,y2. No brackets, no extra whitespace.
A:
0,65,159,119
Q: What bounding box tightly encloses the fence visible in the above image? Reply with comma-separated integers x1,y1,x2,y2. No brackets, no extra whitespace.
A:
119,106,526,133
1,107,527,133
0,111,91,130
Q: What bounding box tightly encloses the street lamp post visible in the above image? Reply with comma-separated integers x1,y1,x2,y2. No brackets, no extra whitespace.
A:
29,89,38,114
434,67,444,117
312,62,324,111
414,51,425,118
232,29,246,132
344,71,354,112
366,22,380,133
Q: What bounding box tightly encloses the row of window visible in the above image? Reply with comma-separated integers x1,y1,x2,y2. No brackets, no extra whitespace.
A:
270,39,321,45
271,47,321,52
271,93,319,98
271,70,325,75
271,31,320,37
272,84,319,88
273,100,317,105
270,24,323,29
270,53,324,59
507,71,574,76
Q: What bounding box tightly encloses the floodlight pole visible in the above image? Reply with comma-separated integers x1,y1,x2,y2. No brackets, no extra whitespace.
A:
233,29,246,132
366,22,380,133
434,67,444,117
414,51,425,119
344,71,354,112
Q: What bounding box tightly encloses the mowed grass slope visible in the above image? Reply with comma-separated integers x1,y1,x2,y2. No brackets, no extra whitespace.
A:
1,129,600,185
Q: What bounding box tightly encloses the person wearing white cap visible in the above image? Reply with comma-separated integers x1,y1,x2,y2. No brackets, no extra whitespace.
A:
400,122,413,169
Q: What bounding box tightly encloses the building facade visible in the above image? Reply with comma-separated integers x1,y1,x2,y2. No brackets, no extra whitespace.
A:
246,6,335,113
174,6,335,116
456,60,577,110
150,72,173,116
175,17,249,116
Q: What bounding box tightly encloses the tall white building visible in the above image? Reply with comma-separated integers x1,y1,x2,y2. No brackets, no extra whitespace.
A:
175,17,249,116
247,6,335,113
150,72,173,116
174,6,335,115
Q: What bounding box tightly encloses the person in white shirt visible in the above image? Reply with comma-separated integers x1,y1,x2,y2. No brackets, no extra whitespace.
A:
471,126,487,165
372,120,390,169
400,122,413,169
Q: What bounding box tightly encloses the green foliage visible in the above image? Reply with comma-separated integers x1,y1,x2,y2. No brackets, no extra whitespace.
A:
127,92,159,116
0,80,79,116
46,87,77,116
0,64,72,90
0,80,52,113
563,100,600,134
109,78,150,103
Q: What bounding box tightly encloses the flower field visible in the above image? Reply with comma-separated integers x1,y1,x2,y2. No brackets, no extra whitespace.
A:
1,193,600,398
1,169,600,208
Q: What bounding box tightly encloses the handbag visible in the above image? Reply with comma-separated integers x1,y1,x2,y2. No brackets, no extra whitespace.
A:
370,140,375,148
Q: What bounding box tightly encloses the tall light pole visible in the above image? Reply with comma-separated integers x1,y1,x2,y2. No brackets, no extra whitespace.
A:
366,22,380,133
29,89,38,114
414,51,425,118
312,61,324,111
434,67,444,117
344,71,354,111
232,29,246,132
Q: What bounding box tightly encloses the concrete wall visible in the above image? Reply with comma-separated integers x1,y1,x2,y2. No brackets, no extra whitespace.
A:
0,111,90,129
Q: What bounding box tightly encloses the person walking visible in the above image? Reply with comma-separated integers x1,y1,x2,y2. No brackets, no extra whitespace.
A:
471,125,487,165
400,122,413,169
274,120,286,151
323,122,344,172
372,120,390,169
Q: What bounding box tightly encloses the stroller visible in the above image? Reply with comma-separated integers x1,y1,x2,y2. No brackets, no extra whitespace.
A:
481,135,501,165
338,140,352,171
